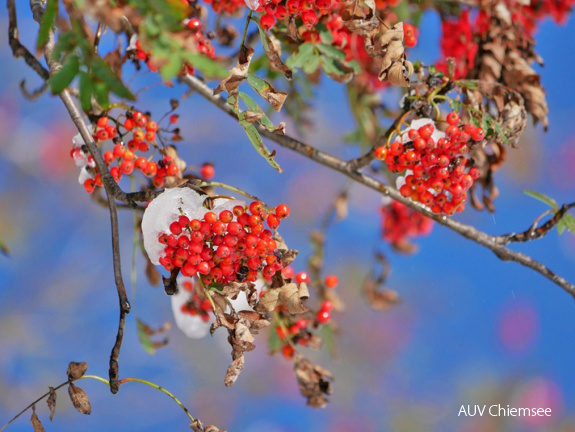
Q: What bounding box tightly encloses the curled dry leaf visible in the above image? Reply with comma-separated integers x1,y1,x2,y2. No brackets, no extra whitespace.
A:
191,419,227,432
145,255,162,287
363,279,400,311
278,282,308,314
31,406,46,432
68,383,92,415
224,317,256,386
242,110,263,124
255,288,281,313
293,355,333,408
469,142,506,212
224,355,245,387
375,23,413,87
47,387,57,421
214,46,254,96
67,361,88,380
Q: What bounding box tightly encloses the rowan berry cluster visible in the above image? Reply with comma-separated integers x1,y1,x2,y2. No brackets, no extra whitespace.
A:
376,114,483,215
381,201,434,246
178,280,213,322
275,271,339,359
258,0,335,31
403,23,418,47
156,201,291,285
74,111,184,193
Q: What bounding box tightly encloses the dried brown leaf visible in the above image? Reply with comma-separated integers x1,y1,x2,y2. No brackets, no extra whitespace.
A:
263,33,293,79
278,283,308,314
224,355,245,387
293,355,333,408
66,362,88,380
145,257,161,287
30,406,45,432
363,280,400,311
191,419,227,432
213,46,254,96
47,387,56,421
68,383,92,415
255,288,280,313
242,110,263,124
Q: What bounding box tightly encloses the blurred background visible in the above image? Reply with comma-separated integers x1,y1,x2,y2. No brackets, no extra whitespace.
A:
1,3,575,432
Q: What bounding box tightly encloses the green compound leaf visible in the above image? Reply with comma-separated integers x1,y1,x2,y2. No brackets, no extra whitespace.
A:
228,94,283,172
37,0,58,50
49,53,79,94
286,43,315,70
557,213,575,235
137,319,157,355
524,190,559,211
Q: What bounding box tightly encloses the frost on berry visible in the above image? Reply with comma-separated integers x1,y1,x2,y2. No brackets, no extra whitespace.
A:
171,279,211,339
244,0,261,10
142,188,208,265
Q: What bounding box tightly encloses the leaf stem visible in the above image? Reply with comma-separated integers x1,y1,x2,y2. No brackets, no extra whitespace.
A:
240,11,253,49
119,378,195,422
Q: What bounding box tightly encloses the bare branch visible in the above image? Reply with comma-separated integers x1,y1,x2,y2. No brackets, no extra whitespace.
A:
181,74,575,298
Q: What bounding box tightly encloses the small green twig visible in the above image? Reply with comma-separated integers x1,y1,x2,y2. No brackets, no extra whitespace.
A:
240,11,253,50
200,181,264,204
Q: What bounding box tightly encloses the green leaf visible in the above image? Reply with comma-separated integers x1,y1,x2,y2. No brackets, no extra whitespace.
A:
320,56,352,81
286,43,315,69
93,82,110,108
78,71,93,112
49,53,79,94
560,213,575,234
245,73,287,111
524,190,559,211
557,219,567,235
490,117,510,146
91,57,134,100
160,54,183,80
321,323,337,358
137,319,157,355
37,0,58,49
185,53,227,78
303,55,320,74
316,23,333,44
316,43,347,62
268,325,283,352
228,95,282,172
239,91,275,131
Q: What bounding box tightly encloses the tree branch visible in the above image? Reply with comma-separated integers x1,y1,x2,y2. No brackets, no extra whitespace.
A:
180,74,575,298
23,0,131,393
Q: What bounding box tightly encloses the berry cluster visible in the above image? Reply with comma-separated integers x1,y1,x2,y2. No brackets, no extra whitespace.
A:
156,201,291,285
403,23,418,47
178,280,213,322
381,201,434,246
76,111,184,193
376,115,483,215
259,0,334,31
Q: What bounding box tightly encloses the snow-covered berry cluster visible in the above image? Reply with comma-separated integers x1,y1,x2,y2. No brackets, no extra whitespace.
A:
142,188,291,286
376,114,483,215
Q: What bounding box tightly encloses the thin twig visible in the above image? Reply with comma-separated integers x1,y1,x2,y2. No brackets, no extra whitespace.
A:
497,203,575,244
180,74,575,298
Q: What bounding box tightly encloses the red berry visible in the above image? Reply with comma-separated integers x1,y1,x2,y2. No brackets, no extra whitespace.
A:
446,112,459,125
275,204,290,219
266,214,280,230
186,18,202,33
260,13,276,31
200,163,215,180
295,271,309,284
84,178,96,193
325,275,338,288
375,146,388,161
316,310,331,324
